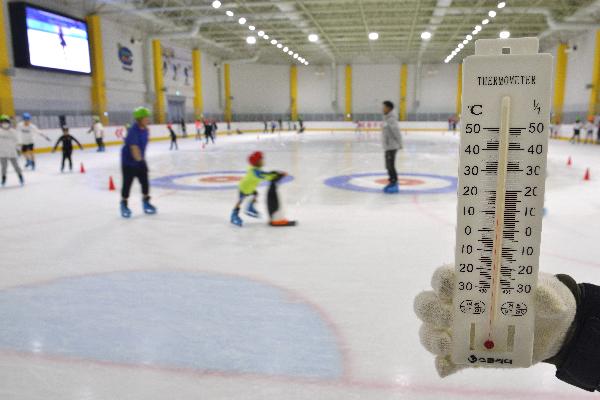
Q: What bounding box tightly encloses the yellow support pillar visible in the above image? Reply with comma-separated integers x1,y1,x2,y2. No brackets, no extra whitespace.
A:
224,63,232,122
87,15,107,124
456,63,462,118
192,49,203,119
553,43,568,124
399,64,408,121
152,39,166,124
0,1,14,116
588,30,600,120
290,64,298,121
344,65,352,121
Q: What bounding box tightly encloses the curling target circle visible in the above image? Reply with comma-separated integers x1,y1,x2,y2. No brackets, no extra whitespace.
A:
324,172,457,194
151,171,293,191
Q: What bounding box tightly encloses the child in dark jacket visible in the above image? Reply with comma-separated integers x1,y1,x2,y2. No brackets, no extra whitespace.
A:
52,126,83,172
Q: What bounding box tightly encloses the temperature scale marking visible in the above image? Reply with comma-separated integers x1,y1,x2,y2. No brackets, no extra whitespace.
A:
452,38,553,367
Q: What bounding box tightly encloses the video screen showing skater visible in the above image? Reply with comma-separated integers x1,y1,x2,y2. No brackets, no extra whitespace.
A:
25,6,91,73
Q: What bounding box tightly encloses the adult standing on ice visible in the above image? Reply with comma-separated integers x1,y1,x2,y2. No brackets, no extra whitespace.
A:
119,107,157,218
0,115,24,187
381,100,403,193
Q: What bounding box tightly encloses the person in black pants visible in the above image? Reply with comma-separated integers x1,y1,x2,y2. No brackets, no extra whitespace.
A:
180,118,187,138
381,101,403,193
204,119,215,144
52,126,83,172
120,107,157,218
167,123,178,150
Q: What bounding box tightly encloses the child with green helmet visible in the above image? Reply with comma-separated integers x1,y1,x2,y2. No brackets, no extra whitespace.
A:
119,107,156,218
0,115,24,187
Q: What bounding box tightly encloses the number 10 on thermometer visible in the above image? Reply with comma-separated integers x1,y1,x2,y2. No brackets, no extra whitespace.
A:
452,38,553,367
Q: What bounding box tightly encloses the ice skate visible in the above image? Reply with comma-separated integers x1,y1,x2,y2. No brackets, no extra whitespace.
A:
120,201,132,218
245,202,260,218
231,209,243,226
142,199,157,215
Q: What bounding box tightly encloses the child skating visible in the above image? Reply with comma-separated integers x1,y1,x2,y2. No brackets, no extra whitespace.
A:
585,119,596,144
167,123,178,150
88,116,105,152
119,107,157,218
17,112,49,170
230,151,282,227
0,115,24,187
204,119,215,144
570,118,582,144
52,126,83,172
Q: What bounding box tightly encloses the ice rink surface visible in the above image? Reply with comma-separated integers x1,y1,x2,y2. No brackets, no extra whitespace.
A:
1,129,599,399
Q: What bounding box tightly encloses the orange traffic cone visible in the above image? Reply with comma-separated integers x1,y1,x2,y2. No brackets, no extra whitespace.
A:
567,156,572,166
80,163,86,173
108,176,116,191
584,168,591,181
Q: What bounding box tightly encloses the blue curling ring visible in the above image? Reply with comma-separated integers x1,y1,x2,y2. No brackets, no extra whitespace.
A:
324,172,457,194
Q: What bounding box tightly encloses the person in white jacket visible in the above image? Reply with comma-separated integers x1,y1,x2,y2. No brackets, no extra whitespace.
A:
88,116,105,152
0,115,24,187
381,100,403,193
16,112,49,170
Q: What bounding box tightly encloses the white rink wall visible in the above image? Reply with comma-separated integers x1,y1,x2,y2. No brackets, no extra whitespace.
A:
26,121,591,151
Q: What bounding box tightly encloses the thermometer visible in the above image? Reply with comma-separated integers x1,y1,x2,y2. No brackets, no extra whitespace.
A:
452,37,553,367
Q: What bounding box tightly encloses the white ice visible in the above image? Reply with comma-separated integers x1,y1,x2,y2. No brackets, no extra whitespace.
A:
0,128,598,399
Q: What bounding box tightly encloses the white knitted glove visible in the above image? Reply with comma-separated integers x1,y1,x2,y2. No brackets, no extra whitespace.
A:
414,265,577,377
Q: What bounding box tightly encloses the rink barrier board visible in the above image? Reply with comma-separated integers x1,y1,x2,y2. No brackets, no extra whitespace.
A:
30,126,587,154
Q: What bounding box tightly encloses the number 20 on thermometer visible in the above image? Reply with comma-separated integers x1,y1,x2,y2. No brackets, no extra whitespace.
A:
452,38,553,367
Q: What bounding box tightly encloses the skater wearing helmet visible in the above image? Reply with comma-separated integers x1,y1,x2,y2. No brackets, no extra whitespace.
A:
16,112,49,170
119,107,157,218
230,151,281,227
0,115,24,187
381,100,403,193
88,116,105,152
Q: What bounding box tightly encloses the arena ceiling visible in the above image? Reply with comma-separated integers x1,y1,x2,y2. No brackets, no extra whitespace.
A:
83,0,600,64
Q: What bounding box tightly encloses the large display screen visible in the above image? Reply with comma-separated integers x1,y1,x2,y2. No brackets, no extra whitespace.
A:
10,2,91,74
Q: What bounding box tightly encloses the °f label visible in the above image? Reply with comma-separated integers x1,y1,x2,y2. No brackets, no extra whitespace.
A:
452,38,553,367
